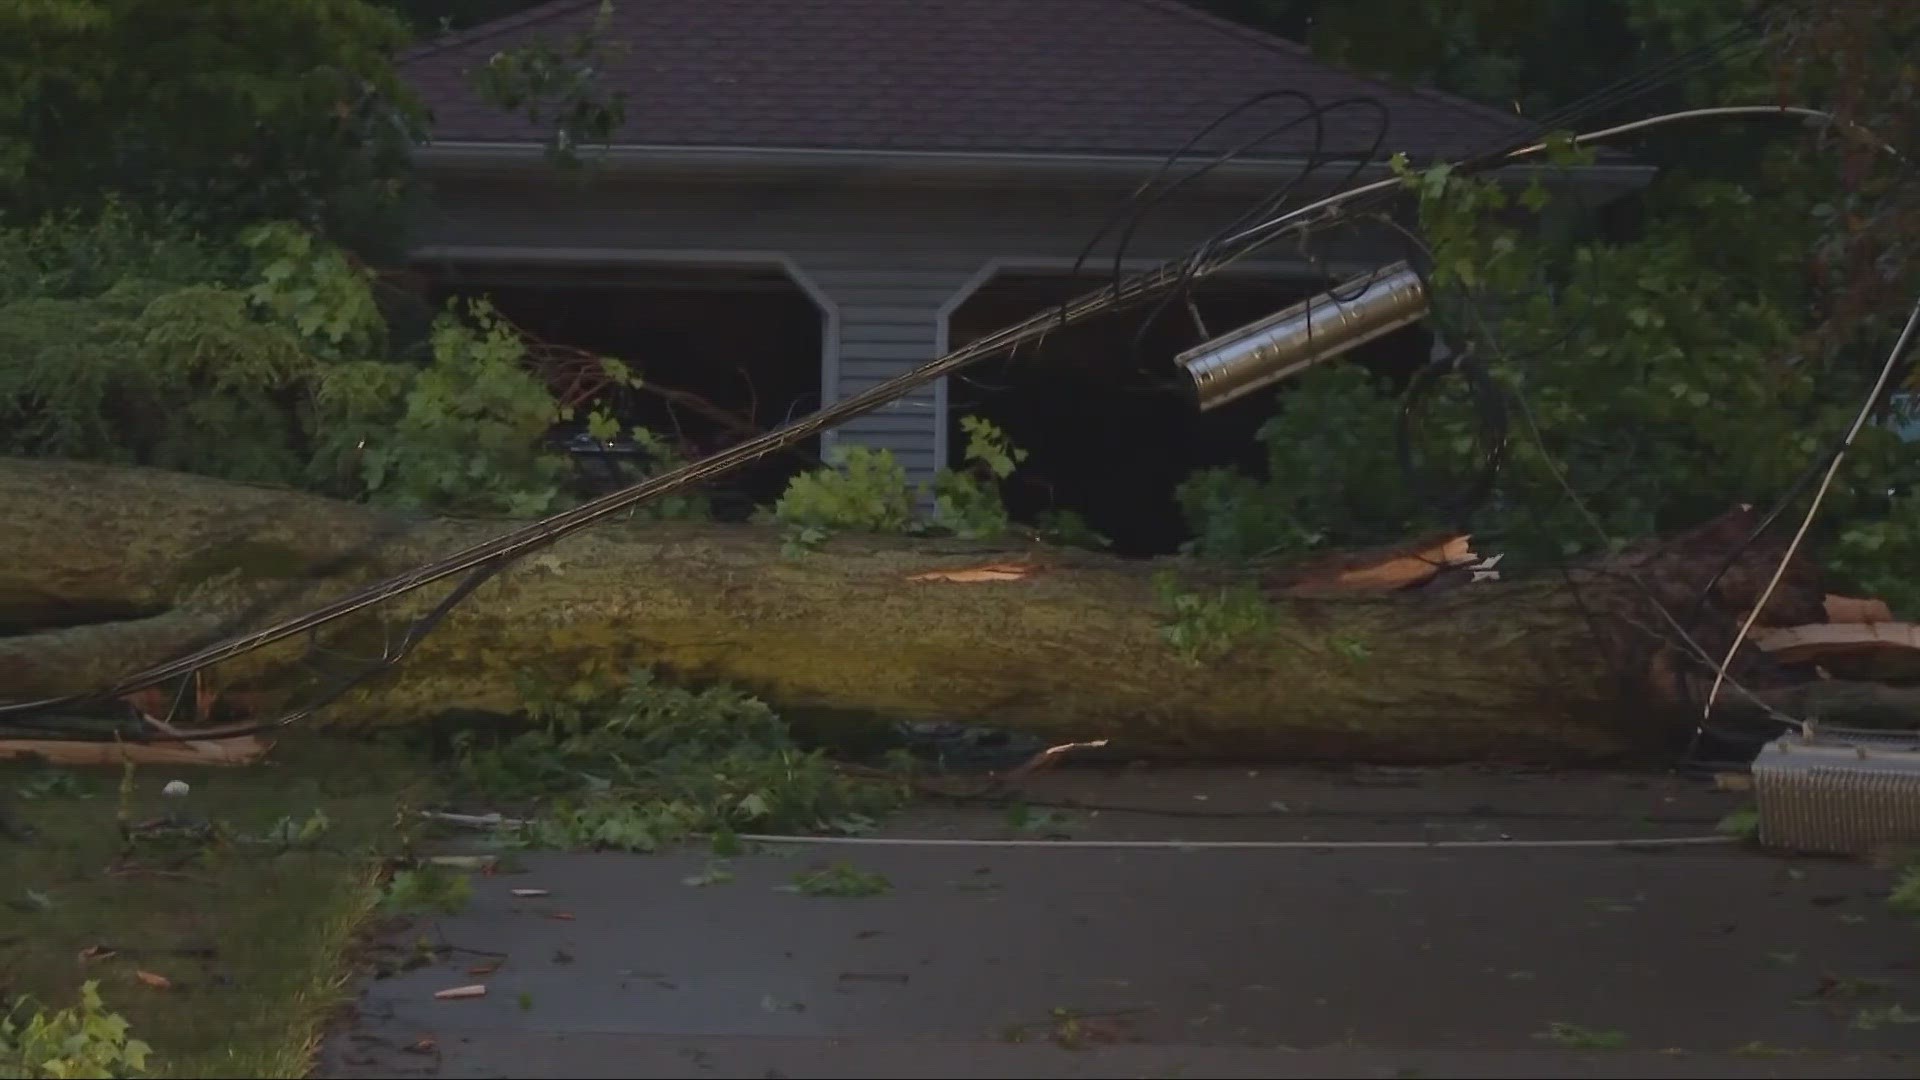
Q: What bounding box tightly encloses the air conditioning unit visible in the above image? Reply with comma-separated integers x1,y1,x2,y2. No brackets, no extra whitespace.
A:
1751,726,1920,857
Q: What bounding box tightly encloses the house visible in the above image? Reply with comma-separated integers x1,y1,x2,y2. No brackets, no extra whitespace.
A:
400,0,1644,550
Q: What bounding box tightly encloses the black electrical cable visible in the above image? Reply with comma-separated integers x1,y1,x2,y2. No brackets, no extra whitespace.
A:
1394,348,1511,517
1121,96,1393,372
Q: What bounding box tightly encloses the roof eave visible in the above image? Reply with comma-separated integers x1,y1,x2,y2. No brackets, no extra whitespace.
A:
411,139,1655,195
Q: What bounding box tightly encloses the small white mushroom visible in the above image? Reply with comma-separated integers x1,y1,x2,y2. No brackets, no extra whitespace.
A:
162,780,191,798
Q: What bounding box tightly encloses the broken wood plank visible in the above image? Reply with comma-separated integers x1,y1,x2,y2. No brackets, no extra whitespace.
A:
1751,622,1920,662
1824,594,1896,625
1272,534,1477,596
1751,621,1920,682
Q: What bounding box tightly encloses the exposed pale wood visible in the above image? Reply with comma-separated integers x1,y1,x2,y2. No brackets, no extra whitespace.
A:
1272,534,1477,596
0,735,271,768
1751,622,1920,662
1750,621,1920,682
1824,594,1897,624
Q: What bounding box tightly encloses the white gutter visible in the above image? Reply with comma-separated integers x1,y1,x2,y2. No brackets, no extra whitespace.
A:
410,139,1656,191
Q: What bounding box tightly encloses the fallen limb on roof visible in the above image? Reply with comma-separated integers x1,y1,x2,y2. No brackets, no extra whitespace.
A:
0,456,1835,766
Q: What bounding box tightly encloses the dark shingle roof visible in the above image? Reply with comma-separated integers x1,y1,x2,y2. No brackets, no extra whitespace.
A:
401,0,1533,160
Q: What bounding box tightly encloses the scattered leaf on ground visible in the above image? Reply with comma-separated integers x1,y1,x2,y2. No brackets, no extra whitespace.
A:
134,970,172,990
1535,1021,1627,1049
781,862,892,897
1852,1004,1920,1030
510,888,549,898
683,864,735,888
1716,807,1760,840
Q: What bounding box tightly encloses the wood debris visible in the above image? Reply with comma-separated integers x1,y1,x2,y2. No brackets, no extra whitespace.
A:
1751,622,1920,663
433,984,487,1000
1751,620,1920,682
907,561,1036,583
1271,534,1478,596
0,735,270,768
1824,593,1896,625
510,888,549,898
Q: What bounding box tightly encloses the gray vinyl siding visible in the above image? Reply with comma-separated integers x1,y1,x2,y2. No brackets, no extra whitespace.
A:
410,167,1401,489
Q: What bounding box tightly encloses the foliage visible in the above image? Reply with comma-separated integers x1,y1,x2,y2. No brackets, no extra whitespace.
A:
1534,1021,1629,1050
0,208,660,517
1889,857,1920,920
1175,48,1920,614
1177,364,1422,563
1151,570,1275,664
1031,508,1112,550
771,445,919,538
1715,806,1760,841
929,416,1029,539
0,982,150,1080
467,0,629,169
1376,135,1920,595
0,0,422,250
1176,5,1920,617
1197,0,1751,126
453,668,909,851
769,416,1032,547
379,865,473,916
328,298,570,515
586,415,712,522
780,863,892,898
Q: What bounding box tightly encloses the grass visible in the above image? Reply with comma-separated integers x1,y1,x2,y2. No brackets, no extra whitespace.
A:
0,735,430,1078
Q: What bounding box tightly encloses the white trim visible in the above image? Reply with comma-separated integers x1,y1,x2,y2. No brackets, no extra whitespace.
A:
419,141,1356,175
406,244,841,448
740,833,1736,852
411,140,1657,193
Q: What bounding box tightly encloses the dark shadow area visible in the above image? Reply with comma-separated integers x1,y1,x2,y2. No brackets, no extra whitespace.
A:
947,272,1433,557
421,263,824,517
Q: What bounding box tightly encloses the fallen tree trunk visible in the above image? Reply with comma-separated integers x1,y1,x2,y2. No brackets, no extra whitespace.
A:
0,456,1843,765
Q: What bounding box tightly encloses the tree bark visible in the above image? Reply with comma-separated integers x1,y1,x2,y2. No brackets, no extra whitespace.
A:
0,456,1836,766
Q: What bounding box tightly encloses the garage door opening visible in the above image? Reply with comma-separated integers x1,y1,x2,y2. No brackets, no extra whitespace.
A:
946,272,1433,557
420,262,825,519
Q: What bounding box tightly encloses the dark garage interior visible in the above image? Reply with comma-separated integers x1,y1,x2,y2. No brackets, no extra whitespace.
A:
946,272,1435,557
419,262,825,517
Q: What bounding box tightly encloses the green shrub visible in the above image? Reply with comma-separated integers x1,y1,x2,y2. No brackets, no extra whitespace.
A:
453,669,909,851
769,415,1033,547
0,981,151,1079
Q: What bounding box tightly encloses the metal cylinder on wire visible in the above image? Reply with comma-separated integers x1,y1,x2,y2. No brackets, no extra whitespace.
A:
1176,261,1430,410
